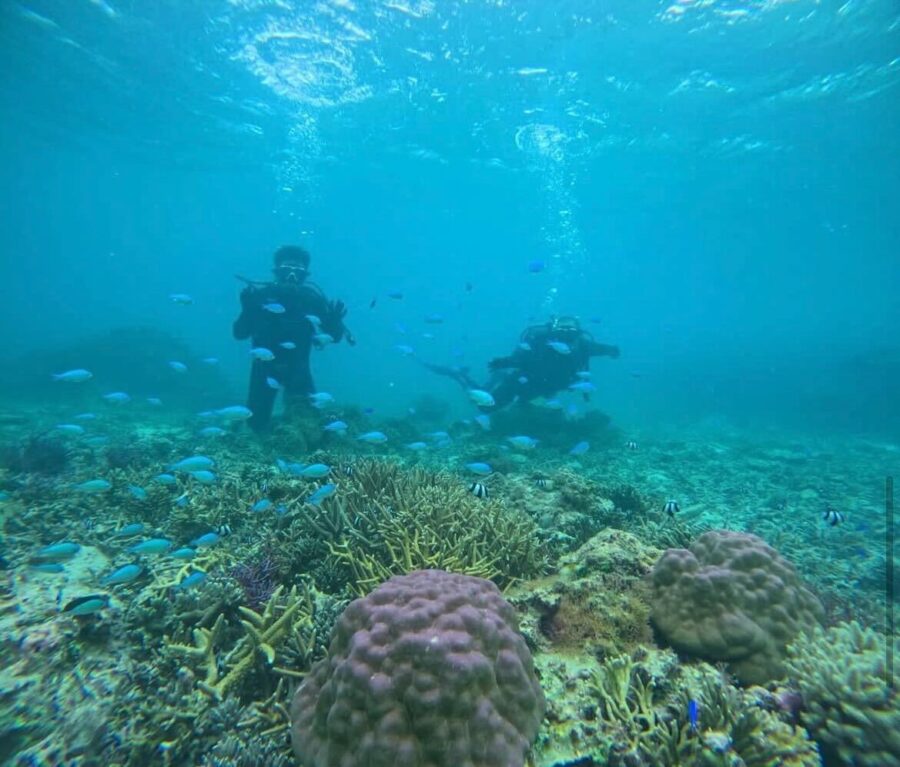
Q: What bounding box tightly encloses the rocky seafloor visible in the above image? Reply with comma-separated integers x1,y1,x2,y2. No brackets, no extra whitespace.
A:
0,402,897,767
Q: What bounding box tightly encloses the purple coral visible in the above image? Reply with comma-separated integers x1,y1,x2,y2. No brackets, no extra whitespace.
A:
231,553,278,609
291,569,544,767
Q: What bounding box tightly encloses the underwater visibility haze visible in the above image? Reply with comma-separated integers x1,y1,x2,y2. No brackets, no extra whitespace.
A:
0,1,898,766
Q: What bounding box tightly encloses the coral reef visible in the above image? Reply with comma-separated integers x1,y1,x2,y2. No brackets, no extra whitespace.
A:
291,570,545,767
650,530,824,684
511,529,660,659
785,621,900,767
532,646,819,767
292,459,545,594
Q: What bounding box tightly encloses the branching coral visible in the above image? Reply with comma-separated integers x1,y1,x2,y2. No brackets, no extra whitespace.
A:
166,583,314,700
785,621,900,767
293,459,546,595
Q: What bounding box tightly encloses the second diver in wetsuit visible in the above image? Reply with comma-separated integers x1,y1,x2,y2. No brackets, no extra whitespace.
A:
421,316,619,409
233,245,353,432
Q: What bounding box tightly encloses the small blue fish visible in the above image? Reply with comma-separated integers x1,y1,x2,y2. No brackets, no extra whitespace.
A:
518,342,532,352
103,392,131,404
517,376,529,385
52,368,93,383
527,259,545,273
127,485,147,501
263,302,286,314
30,562,65,573
175,492,190,507
279,341,296,350
189,470,217,485
169,293,193,304
305,314,322,327
215,405,252,421
251,499,273,513
309,392,335,408
266,376,281,390
250,347,275,361
170,455,215,472
153,473,177,485
55,424,85,435
575,371,591,380
201,357,219,365
84,436,109,446
0,491,9,501
323,420,348,433
129,538,172,555
198,427,226,438
176,572,207,590
101,563,142,585
74,412,96,420
75,479,111,493
474,414,491,431
508,435,538,450
275,503,288,515
539,398,563,410
468,389,495,407
307,483,336,506
170,547,197,560
405,441,428,451
395,344,415,356
424,313,444,324
547,341,571,355
465,462,493,476
569,440,590,456
387,290,404,300
63,594,110,615
168,360,188,373
569,381,596,393
312,333,335,346
192,532,220,547
146,397,163,406
299,463,331,479
688,699,699,733
357,431,388,445
115,522,145,537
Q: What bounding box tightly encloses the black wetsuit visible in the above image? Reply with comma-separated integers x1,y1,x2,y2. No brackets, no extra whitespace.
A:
487,325,619,408
420,324,619,409
233,281,345,431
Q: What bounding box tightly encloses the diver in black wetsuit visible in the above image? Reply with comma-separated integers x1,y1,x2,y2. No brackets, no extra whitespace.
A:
233,246,353,432
420,316,619,409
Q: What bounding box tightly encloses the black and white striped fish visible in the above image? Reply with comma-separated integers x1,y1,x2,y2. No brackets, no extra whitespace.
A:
342,465,355,477
468,482,489,499
663,500,680,516
822,507,844,526
625,441,638,450
535,478,551,490
215,524,233,537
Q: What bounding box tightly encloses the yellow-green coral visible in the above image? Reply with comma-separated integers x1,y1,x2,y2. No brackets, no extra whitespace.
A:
297,460,545,594
531,647,819,767
785,621,900,767
166,583,314,699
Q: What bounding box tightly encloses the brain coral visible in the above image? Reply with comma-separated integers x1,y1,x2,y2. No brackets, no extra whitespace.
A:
650,530,823,685
291,569,545,767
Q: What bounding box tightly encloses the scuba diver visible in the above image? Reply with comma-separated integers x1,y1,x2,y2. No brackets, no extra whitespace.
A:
233,245,353,432
421,316,619,409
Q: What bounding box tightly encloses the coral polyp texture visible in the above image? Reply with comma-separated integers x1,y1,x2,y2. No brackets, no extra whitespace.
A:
649,529,823,685
290,569,545,767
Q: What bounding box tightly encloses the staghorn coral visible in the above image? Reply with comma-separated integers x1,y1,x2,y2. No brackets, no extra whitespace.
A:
785,621,900,767
293,459,545,595
291,570,544,767
532,647,819,767
650,530,824,684
166,583,315,700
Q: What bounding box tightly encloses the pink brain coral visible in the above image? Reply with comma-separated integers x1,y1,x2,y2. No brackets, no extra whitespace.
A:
650,530,823,685
291,569,545,767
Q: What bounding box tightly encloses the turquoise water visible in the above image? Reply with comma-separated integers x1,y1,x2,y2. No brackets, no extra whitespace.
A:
0,2,898,766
